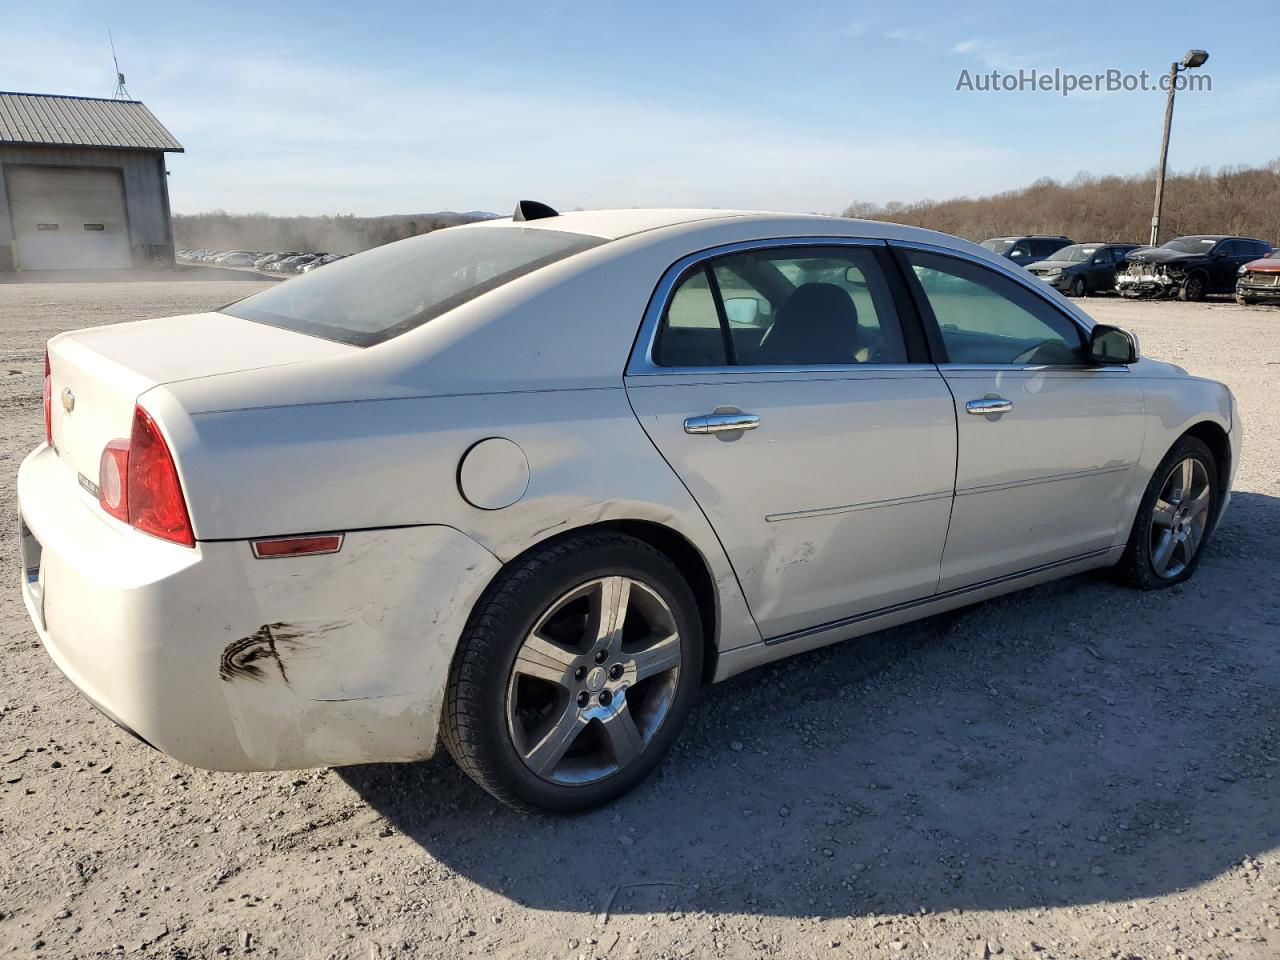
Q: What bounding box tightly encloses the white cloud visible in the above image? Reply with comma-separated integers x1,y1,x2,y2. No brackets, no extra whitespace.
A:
948,37,1046,70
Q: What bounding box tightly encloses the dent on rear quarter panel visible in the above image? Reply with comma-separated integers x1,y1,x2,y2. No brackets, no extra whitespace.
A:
214,527,500,770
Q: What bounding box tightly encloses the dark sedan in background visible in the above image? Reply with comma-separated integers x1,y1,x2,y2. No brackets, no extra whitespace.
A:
1117,235,1273,301
1025,242,1140,297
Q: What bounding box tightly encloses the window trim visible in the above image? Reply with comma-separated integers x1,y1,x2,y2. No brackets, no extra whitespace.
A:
887,240,1123,372
628,236,929,376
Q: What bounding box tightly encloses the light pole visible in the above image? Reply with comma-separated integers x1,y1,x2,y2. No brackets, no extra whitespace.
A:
1150,48,1209,246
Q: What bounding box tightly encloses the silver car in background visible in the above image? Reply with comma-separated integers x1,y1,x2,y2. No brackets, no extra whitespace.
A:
19,205,1238,813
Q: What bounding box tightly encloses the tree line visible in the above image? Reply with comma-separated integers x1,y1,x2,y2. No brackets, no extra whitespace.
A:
172,211,495,254
842,159,1280,244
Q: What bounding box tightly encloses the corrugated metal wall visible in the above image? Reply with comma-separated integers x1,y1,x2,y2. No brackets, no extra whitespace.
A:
0,145,174,270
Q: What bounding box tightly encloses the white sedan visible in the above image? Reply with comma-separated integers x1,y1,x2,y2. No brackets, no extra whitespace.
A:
19,204,1238,812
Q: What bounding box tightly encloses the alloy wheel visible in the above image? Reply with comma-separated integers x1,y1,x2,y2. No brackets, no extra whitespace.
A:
506,576,682,785
1149,457,1211,579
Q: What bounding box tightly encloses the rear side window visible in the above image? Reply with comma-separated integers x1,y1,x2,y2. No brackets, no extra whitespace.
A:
654,246,910,368
905,250,1086,365
223,226,604,346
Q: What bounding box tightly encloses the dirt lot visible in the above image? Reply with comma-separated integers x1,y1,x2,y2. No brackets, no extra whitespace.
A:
1,282,1278,960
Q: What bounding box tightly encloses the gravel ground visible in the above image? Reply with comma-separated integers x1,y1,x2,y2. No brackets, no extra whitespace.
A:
1,282,1278,960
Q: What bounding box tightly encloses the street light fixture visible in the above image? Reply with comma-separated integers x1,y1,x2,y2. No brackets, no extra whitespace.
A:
1150,49,1210,246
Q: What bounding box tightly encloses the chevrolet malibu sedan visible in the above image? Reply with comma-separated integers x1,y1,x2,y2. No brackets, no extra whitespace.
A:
19,205,1239,813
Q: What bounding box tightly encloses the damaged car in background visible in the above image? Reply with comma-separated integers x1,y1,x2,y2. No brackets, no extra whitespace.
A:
19,204,1239,813
1235,250,1280,305
1117,235,1273,301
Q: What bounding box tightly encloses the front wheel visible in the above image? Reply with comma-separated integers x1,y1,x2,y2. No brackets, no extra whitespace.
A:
1069,275,1087,298
1178,272,1207,302
1114,436,1217,589
441,532,701,813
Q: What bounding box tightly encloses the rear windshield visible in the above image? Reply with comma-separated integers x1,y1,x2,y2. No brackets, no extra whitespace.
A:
222,226,605,346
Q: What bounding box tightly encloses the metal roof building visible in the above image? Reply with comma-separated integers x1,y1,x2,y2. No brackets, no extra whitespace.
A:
0,92,183,272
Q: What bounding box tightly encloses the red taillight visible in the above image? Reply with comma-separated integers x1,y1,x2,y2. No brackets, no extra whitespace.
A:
128,406,195,546
97,406,195,547
98,439,130,523
43,350,52,446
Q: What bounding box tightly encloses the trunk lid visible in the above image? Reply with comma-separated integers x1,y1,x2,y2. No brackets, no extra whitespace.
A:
47,311,355,488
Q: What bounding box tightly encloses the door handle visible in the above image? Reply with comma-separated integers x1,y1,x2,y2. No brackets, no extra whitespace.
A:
965,397,1014,416
684,413,760,435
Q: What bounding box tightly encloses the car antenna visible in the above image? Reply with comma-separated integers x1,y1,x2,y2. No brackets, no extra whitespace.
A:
513,200,559,222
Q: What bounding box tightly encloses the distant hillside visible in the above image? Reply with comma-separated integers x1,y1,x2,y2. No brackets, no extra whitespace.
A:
172,210,499,254
842,159,1280,245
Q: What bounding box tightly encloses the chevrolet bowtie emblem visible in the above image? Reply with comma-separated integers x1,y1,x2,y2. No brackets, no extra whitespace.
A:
61,387,75,413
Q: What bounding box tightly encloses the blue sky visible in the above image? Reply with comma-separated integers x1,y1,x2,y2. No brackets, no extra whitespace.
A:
3,1,1274,216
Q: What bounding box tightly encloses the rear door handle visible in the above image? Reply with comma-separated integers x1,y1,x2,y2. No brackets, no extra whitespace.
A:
965,397,1014,416
684,413,760,435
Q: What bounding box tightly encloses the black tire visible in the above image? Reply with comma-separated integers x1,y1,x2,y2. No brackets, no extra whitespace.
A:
1114,435,1217,590
1235,294,1254,306
1178,272,1207,302
1069,275,1087,298
440,531,701,813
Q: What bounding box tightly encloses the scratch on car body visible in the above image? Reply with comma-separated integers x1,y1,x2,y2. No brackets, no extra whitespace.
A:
219,621,349,684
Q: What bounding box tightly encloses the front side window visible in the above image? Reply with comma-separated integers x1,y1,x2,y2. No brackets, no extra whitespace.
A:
223,226,605,346
653,246,910,368
904,250,1086,365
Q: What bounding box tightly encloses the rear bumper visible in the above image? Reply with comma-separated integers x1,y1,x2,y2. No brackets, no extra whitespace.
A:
17,443,501,771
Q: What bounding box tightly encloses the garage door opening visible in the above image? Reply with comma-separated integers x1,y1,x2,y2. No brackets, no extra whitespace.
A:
8,166,132,270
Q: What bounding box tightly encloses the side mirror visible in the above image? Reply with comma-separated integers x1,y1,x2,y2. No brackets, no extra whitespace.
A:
1010,249,1026,258
1089,324,1139,364
723,297,763,326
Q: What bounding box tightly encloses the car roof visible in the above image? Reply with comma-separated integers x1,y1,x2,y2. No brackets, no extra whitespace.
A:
465,208,781,240
461,208,1014,254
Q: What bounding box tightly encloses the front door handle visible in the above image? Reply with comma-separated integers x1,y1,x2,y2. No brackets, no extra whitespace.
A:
965,397,1014,416
684,413,760,435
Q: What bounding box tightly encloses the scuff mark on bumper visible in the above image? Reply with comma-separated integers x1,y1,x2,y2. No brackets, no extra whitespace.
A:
219,621,349,684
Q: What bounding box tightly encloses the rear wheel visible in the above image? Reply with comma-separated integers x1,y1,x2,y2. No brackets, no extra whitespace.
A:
1114,436,1217,589
441,532,701,813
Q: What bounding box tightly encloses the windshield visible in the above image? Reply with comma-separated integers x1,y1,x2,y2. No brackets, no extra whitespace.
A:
1052,245,1099,263
223,226,605,346
1161,237,1218,254
980,239,1015,253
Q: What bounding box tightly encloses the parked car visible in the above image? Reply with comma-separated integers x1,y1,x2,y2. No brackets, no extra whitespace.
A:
1025,242,1141,297
21,205,1238,813
281,254,323,274
1117,236,1274,301
300,253,344,273
1235,251,1280,305
253,253,297,270
217,252,260,268
980,235,1073,266
268,254,314,273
